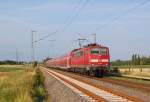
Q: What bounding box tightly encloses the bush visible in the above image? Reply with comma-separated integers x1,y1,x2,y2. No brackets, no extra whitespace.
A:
112,67,119,73
32,68,46,102
32,61,38,68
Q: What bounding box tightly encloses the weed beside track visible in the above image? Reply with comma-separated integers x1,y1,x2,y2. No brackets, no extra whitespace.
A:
32,68,47,102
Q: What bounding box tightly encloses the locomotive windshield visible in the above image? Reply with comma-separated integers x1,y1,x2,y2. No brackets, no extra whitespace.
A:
91,48,100,54
91,48,107,55
100,48,107,55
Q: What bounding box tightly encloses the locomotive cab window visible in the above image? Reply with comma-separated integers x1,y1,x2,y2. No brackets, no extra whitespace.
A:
91,48,100,54
91,48,107,55
100,48,107,55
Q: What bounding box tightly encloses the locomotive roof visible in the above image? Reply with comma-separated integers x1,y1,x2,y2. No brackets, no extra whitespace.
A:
83,43,100,47
71,43,105,52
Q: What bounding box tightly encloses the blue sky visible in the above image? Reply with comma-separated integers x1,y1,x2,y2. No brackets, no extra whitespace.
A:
0,0,150,61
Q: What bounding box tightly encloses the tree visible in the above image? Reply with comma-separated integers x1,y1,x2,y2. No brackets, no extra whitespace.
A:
132,54,135,65
137,54,141,65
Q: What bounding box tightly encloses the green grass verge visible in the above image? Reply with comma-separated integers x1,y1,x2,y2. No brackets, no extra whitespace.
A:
32,68,47,102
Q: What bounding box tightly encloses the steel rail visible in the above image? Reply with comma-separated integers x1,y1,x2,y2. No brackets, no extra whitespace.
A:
46,68,144,102
44,68,106,102
98,77,150,92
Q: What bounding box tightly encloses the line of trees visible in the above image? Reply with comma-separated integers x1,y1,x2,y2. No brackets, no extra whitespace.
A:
132,54,141,65
111,54,150,66
132,54,150,65
0,60,25,65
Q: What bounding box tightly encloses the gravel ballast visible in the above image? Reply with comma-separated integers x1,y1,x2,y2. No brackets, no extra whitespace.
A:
51,69,150,102
41,68,91,102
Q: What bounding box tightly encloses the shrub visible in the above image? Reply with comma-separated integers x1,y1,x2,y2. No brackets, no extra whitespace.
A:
32,68,46,102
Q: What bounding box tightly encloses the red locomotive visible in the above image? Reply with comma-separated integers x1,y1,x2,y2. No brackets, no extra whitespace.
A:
46,43,110,77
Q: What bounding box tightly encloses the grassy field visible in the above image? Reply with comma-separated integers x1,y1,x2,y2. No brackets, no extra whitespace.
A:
111,65,150,77
109,76,150,84
0,65,34,102
112,65,150,68
0,65,47,102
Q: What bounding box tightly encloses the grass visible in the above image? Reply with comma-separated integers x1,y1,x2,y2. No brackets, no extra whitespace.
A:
109,76,150,84
32,68,47,102
112,65,150,68
0,65,34,102
0,65,24,68
111,66,150,77
0,65,47,102
0,65,26,72
0,67,23,72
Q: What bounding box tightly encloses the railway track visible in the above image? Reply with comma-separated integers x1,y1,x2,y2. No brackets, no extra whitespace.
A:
42,67,144,102
98,77,150,92
48,67,150,93
54,68,150,92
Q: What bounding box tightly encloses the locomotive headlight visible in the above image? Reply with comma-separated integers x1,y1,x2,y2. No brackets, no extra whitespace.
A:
90,59,99,62
101,59,109,62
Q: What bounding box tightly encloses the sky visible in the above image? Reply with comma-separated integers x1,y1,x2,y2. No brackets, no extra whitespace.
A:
0,0,150,61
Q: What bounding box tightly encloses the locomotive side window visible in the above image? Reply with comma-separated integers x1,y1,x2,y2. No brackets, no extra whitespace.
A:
75,50,83,57
100,48,107,55
76,51,80,56
80,51,83,56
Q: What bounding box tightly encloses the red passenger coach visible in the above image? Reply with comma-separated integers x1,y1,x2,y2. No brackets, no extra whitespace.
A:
46,43,110,77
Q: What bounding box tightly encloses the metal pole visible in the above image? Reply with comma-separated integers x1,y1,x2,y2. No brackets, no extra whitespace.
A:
79,39,81,48
92,33,96,43
16,48,19,64
31,31,34,62
77,38,86,48
31,30,36,63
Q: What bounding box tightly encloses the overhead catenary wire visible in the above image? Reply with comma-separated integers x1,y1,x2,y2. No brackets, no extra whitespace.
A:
60,0,90,50
61,0,90,32
61,0,84,29
33,0,86,43
93,0,150,32
34,30,58,43
74,0,149,46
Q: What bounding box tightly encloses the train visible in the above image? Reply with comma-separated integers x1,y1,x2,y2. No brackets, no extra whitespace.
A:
46,43,110,77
